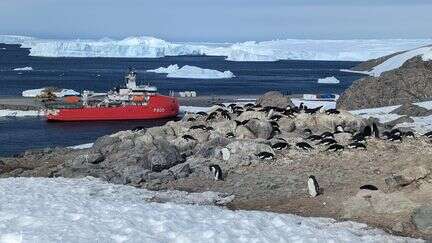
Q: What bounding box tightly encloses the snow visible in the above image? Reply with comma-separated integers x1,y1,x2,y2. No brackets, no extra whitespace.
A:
13,66,33,71
22,88,80,97
148,64,235,79
0,177,420,243
318,76,340,84
0,109,43,117
1,35,431,62
68,143,94,150
291,98,336,110
180,106,212,114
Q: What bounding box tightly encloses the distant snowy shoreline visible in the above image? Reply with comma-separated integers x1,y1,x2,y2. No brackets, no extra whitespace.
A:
1,35,431,62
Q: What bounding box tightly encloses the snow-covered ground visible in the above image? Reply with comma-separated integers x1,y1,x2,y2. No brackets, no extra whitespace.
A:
317,76,340,84
22,88,80,98
13,66,33,71
67,143,94,150
1,35,431,62
0,177,420,243
148,64,235,79
341,46,432,77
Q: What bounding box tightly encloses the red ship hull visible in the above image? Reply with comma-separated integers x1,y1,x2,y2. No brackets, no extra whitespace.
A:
47,95,179,121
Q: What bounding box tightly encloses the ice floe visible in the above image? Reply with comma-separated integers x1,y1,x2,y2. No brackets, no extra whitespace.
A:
148,64,235,79
13,66,33,71
317,76,340,84
22,88,80,98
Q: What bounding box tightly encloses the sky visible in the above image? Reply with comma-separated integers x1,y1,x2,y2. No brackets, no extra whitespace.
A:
0,0,431,42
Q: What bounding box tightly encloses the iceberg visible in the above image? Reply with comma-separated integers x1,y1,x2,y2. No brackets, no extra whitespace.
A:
22,88,80,97
148,64,235,79
317,76,340,84
1,35,431,62
13,66,33,71
0,177,420,242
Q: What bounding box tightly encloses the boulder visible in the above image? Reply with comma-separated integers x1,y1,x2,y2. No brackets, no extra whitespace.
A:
227,140,273,156
385,166,430,189
92,135,121,155
221,148,231,161
277,117,296,132
168,163,191,179
256,91,293,109
121,165,150,184
148,138,182,172
237,111,267,122
412,206,432,234
333,133,352,145
213,120,238,135
235,126,256,139
245,119,273,139
295,111,364,133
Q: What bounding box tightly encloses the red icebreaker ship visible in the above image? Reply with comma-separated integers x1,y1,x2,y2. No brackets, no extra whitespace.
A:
46,70,179,121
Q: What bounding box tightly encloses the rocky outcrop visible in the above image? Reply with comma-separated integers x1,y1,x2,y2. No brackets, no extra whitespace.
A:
256,91,293,109
337,57,432,110
390,103,432,117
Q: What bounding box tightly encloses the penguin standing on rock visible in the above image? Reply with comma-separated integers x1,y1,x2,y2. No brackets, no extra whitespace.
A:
209,164,223,181
372,123,380,138
256,152,275,160
307,175,320,197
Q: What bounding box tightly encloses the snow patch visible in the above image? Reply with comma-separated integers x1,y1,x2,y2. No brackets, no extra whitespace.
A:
1,35,431,61
22,88,80,97
13,66,33,71
148,64,234,79
68,143,94,150
0,177,420,243
318,76,340,84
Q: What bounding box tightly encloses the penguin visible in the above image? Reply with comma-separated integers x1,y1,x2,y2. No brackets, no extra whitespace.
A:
246,108,255,111
272,142,289,150
296,142,314,151
360,184,378,191
190,124,207,130
363,125,372,137
214,108,226,113
306,134,323,141
233,110,243,116
270,114,282,121
317,138,337,145
241,119,250,126
209,164,223,181
204,126,214,131
326,144,344,152
304,106,323,114
299,102,305,110
273,107,286,113
256,152,275,160
320,131,334,139
226,132,235,138
382,131,392,140
270,121,279,128
390,129,402,136
182,134,196,141
303,128,312,135
372,123,380,138
215,103,226,108
307,175,320,197
283,109,296,118
325,109,340,115
389,134,403,142
347,142,367,150
403,131,415,138
196,111,208,116
206,112,218,121
352,133,366,143
244,103,255,108
221,110,231,120
424,131,432,138
334,125,344,133
187,117,197,122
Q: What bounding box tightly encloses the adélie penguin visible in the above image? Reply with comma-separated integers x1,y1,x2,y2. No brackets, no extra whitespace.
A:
308,175,320,197
209,164,223,181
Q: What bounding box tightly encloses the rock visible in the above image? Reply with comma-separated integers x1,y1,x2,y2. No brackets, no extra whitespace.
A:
92,135,121,155
169,163,191,179
256,91,294,109
148,138,182,172
194,137,230,158
213,120,237,135
385,166,430,189
245,119,273,139
343,190,416,218
237,111,267,122
391,103,432,117
412,206,432,234
295,110,364,133
121,166,150,184
146,126,175,140
337,56,432,110
235,126,256,139
333,133,352,145
384,116,414,128
277,117,296,132
227,140,273,157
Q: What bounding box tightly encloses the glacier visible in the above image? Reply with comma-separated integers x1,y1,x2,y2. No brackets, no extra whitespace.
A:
0,35,431,62
0,177,420,243
148,64,235,79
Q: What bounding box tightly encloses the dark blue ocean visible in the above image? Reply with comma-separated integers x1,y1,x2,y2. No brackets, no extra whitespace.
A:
0,54,365,156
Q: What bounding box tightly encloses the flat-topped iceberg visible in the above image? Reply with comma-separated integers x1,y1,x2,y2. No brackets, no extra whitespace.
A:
1,35,431,62
148,64,235,79
13,66,33,71
318,76,340,84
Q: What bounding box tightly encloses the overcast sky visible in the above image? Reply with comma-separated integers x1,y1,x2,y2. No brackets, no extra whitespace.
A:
0,0,431,41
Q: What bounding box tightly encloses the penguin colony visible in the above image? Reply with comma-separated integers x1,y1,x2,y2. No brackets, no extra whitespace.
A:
183,101,425,197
